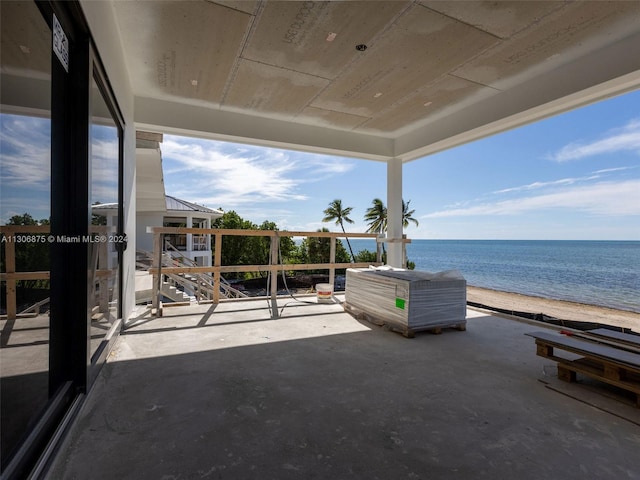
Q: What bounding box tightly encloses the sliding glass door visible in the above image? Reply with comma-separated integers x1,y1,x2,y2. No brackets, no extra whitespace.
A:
0,1,53,471
1,1,124,475
89,68,123,367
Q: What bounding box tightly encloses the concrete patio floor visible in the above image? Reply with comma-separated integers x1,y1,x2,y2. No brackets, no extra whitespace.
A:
48,296,640,479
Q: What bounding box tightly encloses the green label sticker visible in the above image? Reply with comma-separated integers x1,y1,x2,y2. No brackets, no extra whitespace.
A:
395,298,405,309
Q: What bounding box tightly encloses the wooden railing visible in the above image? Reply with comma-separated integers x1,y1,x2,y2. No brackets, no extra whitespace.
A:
146,227,405,316
1,225,409,320
0,225,50,319
0,225,116,320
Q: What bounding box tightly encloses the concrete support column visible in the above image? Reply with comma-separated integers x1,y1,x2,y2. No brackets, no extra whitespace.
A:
386,157,403,268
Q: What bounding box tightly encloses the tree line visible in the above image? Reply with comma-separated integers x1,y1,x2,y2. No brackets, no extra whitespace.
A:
213,198,418,278
1,198,418,283
323,198,418,262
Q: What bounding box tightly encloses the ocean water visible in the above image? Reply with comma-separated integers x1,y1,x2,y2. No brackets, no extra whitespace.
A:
347,239,640,313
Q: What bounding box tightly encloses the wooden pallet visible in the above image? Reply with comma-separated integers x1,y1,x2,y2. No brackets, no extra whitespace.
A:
343,302,466,338
526,330,640,407
383,322,466,338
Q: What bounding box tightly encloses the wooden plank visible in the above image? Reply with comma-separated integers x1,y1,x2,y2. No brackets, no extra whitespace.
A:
553,357,640,395
560,329,640,354
0,271,50,280
344,302,466,339
146,226,380,239
529,332,640,407
526,331,640,370
585,328,640,348
0,225,49,234
149,262,380,275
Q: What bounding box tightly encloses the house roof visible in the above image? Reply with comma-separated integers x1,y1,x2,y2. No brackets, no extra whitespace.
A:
165,195,223,216
92,195,223,217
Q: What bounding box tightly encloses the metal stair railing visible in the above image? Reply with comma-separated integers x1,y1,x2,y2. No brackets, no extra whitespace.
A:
18,297,51,316
164,243,247,300
137,246,247,303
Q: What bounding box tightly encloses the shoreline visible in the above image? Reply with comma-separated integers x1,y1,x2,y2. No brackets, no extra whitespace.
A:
467,286,640,332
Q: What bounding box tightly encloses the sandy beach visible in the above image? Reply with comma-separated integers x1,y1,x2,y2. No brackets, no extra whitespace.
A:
467,286,640,332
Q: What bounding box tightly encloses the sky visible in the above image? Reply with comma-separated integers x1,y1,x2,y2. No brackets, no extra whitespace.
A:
0,117,119,223
1,89,639,240
161,89,640,241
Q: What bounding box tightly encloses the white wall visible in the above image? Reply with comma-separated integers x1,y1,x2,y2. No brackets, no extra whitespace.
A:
136,213,164,253
80,1,136,321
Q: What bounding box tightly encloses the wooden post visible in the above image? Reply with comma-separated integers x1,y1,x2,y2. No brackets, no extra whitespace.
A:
152,232,162,315
557,365,577,383
213,232,222,304
5,235,16,320
98,238,109,314
329,237,336,287
536,342,554,358
270,234,279,318
402,234,407,269
604,364,624,381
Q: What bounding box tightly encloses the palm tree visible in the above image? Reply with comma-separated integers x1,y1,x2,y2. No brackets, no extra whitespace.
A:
322,199,356,262
364,198,387,235
364,198,387,256
365,198,419,232
402,199,419,228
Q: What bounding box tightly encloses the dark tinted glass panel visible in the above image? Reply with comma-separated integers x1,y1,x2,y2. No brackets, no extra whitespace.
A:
0,1,52,469
89,75,120,359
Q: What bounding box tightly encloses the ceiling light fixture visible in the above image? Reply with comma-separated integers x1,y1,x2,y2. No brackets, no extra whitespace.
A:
355,44,367,51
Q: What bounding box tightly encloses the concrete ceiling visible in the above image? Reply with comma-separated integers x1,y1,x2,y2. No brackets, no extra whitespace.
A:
4,1,640,162
112,1,640,162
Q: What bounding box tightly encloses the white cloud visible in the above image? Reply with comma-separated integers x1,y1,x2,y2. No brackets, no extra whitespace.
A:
550,118,640,162
0,115,50,188
91,137,120,204
593,166,636,174
1,195,50,224
162,136,354,208
424,179,640,218
493,175,601,194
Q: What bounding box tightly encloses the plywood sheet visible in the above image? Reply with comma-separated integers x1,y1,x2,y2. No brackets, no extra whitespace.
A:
243,1,410,79
311,5,498,119
453,2,640,88
223,59,329,116
421,1,565,39
361,75,494,134
114,1,251,103
297,106,369,131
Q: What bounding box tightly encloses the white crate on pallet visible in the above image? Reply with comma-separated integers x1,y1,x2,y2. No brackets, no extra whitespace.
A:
345,268,466,332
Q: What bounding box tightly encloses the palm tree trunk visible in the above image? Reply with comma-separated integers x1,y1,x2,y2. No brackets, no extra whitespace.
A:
340,223,356,262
